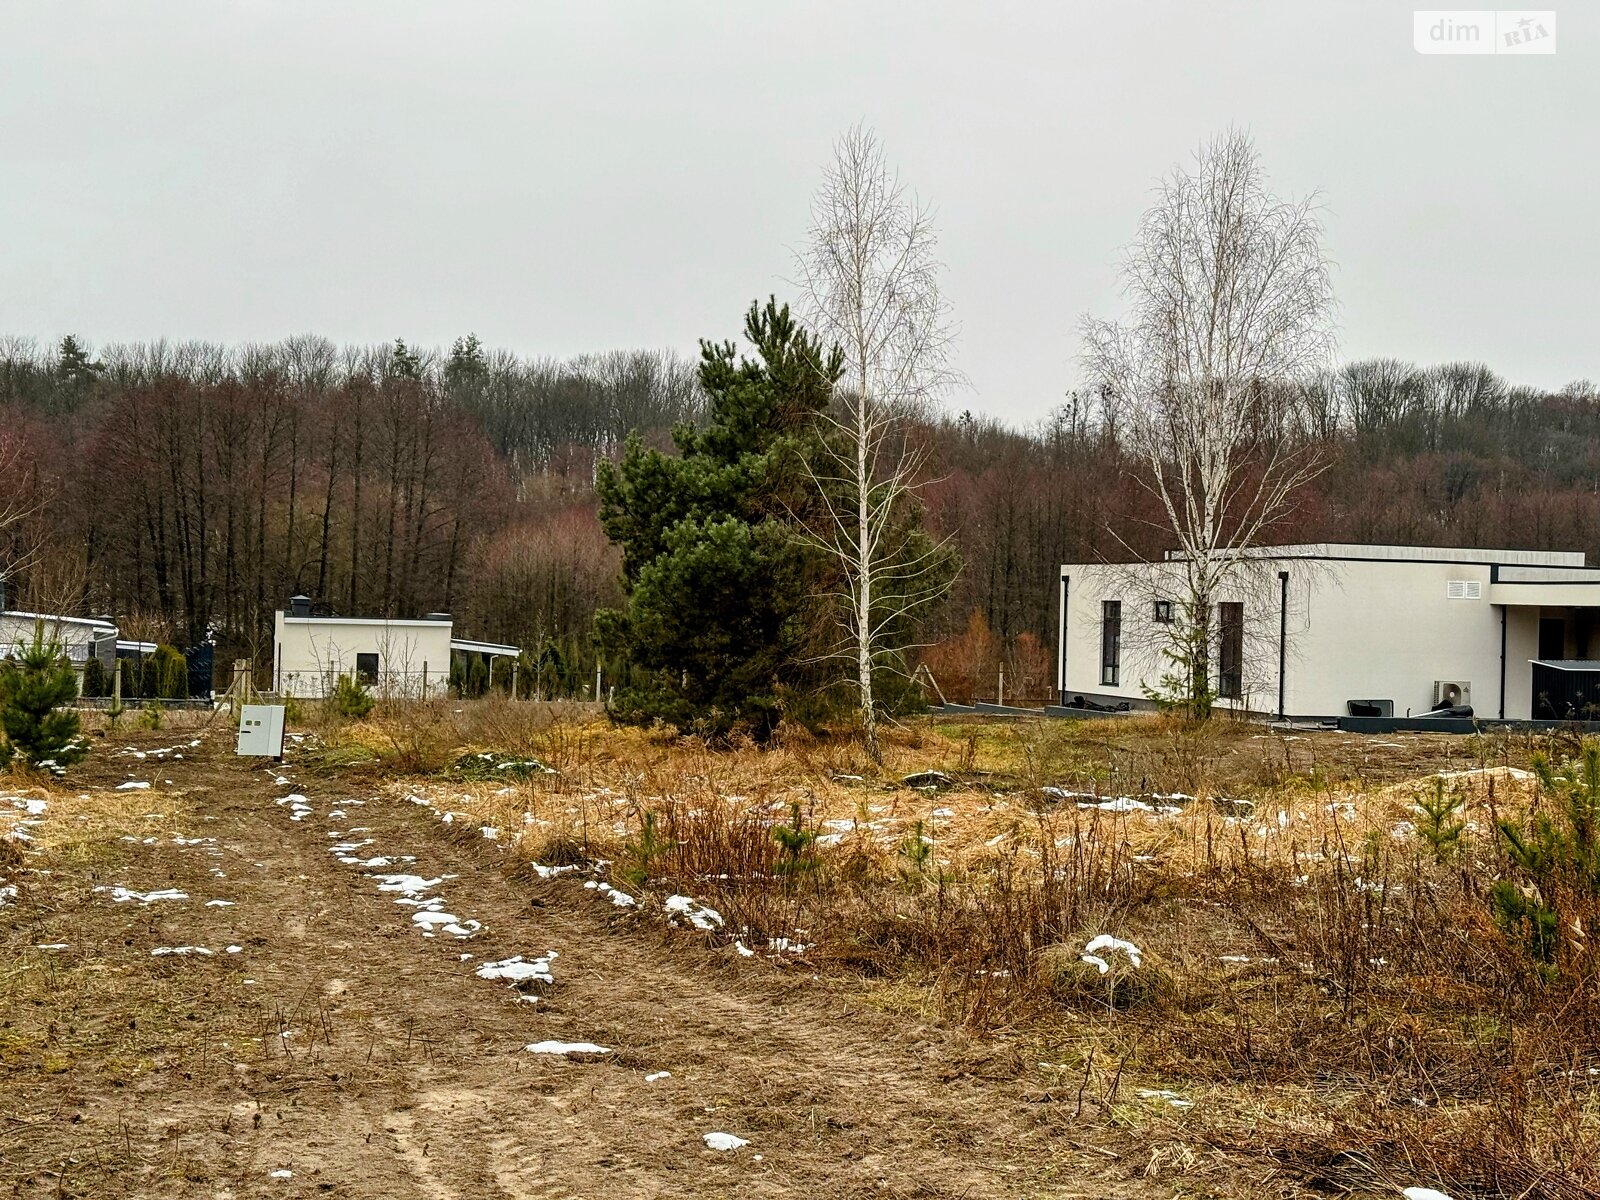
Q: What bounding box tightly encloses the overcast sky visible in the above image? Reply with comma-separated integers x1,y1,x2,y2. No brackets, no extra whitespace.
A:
2,2,1594,424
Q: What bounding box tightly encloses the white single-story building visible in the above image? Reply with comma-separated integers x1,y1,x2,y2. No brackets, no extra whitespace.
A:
0,610,118,693
271,597,519,699
1058,543,1600,721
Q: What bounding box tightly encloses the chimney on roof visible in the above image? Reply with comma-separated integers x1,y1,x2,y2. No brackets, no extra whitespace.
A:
290,595,311,618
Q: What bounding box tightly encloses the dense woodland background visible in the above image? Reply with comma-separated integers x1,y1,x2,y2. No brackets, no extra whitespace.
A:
0,329,1595,702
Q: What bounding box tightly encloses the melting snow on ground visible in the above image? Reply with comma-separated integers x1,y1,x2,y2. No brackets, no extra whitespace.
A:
583,880,636,907
1077,796,1183,815
476,953,557,986
1402,1189,1454,1200
665,895,724,931
1137,1088,1193,1109
525,1040,609,1055
1080,934,1143,974
703,1132,749,1151
152,946,214,956
98,886,188,904
116,781,152,791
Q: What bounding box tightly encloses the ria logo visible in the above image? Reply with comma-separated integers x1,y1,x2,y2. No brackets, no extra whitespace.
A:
1413,10,1556,53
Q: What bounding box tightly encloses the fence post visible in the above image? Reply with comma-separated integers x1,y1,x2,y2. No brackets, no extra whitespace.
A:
422,661,428,700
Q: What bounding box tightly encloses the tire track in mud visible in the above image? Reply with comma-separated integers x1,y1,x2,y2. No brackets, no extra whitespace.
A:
15,739,1158,1198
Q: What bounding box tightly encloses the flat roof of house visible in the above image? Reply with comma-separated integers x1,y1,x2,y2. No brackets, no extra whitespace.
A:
279,614,451,628
1,610,117,630
450,637,521,656
1144,544,1586,568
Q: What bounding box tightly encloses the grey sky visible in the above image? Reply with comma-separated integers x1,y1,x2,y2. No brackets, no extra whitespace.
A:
2,2,1594,424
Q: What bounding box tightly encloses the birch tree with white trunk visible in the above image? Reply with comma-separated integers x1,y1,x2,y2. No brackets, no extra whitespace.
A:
796,124,958,761
1082,129,1336,718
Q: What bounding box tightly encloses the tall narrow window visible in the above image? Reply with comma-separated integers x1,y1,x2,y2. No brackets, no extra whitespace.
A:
1218,602,1244,700
1100,600,1122,686
356,652,380,686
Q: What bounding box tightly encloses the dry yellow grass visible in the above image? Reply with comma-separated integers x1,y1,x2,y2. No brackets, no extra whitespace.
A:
304,705,1600,1198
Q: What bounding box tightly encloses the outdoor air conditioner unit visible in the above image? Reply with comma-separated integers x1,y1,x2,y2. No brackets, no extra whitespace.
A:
1433,680,1471,708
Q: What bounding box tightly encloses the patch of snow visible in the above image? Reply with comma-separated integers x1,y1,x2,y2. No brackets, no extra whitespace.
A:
530,861,583,880
703,1132,748,1151
476,953,556,985
525,1040,609,1055
1402,1189,1454,1200
481,826,499,839
1137,1088,1193,1109
98,886,189,904
665,894,724,931
645,1070,672,1082
36,943,69,950
371,873,446,895
410,909,481,938
1076,796,1182,816
1081,934,1143,974
583,880,636,907
116,781,151,791
205,899,235,907
225,945,242,953
269,1168,294,1179
152,946,214,956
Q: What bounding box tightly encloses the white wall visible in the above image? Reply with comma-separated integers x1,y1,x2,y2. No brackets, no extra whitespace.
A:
272,612,452,699
0,613,114,695
1060,556,1545,719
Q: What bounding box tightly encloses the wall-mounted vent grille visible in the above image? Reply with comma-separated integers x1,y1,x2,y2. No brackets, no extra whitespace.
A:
1447,580,1483,599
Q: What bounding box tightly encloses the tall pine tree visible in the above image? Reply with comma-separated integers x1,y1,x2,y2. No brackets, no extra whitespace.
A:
596,299,840,740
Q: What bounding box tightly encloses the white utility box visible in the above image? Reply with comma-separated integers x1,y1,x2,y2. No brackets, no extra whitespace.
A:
237,704,286,758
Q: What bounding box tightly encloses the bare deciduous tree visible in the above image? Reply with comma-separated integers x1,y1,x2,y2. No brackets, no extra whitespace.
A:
0,422,50,605
1082,129,1336,717
796,123,958,760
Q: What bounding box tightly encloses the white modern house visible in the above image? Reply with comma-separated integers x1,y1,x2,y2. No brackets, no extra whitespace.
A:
0,609,118,693
1058,544,1600,722
271,596,519,699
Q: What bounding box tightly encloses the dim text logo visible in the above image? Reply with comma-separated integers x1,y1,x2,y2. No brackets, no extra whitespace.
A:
1414,10,1556,53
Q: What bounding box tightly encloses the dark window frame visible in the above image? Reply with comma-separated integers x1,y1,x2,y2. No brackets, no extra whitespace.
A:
1100,600,1122,686
355,652,380,686
1153,599,1174,624
1218,602,1244,700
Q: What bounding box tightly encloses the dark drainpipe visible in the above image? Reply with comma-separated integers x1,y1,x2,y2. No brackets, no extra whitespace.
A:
1058,573,1070,706
1277,570,1289,720
1499,605,1507,720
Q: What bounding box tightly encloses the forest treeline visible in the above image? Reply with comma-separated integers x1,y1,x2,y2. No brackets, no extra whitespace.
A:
0,330,1595,701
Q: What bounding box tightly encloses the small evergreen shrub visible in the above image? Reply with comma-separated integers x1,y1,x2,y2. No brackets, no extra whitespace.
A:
330,674,375,720
1490,742,1600,969
150,644,188,699
1416,777,1468,863
0,620,89,772
771,800,818,880
81,656,108,698
620,810,670,889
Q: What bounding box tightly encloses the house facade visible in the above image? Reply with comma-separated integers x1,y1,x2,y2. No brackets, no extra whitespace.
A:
271,597,518,699
1058,544,1600,721
0,610,118,694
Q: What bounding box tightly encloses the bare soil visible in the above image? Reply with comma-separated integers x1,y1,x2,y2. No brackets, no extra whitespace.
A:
2,729,1176,1199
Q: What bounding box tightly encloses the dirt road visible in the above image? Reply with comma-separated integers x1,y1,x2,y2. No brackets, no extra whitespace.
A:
1,731,1165,1199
